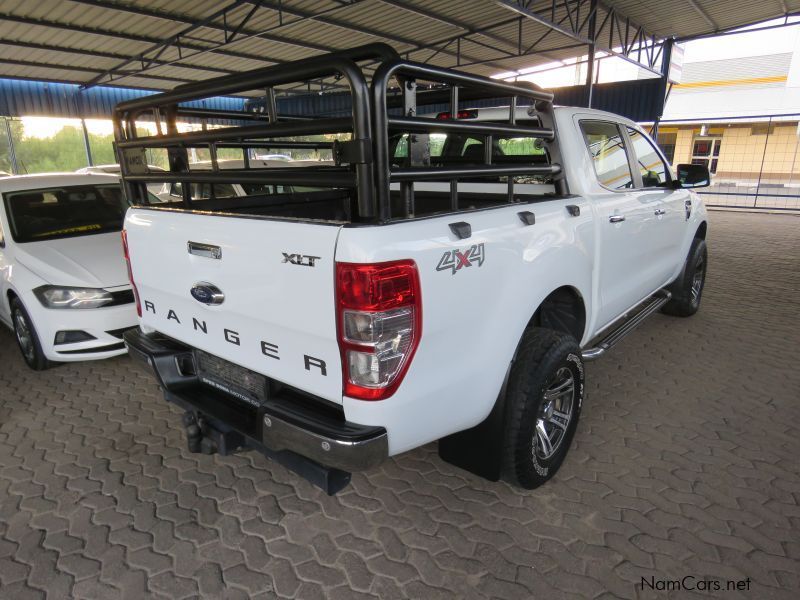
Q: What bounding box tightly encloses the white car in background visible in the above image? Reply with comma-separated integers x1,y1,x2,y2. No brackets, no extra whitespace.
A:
0,173,138,369
76,163,165,196
155,158,330,202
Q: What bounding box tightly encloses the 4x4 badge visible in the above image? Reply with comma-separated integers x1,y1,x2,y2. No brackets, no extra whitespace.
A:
436,243,485,275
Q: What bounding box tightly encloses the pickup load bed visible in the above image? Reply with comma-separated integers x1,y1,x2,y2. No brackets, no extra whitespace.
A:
117,43,709,494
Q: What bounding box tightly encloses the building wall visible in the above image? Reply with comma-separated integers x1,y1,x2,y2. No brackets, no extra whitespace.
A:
658,122,800,184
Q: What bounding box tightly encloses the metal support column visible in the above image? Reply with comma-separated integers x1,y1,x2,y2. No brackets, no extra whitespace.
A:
3,118,19,174
585,0,598,108
651,37,674,141
81,118,93,166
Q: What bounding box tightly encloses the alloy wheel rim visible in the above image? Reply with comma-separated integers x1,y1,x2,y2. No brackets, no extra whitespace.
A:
691,257,705,304
13,311,35,362
533,367,575,461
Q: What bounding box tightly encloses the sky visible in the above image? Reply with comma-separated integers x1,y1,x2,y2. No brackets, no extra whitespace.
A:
17,16,800,139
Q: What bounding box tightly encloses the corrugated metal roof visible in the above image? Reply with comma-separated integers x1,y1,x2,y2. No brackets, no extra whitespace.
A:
0,0,797,111
0,78,244,118
273,76,665,122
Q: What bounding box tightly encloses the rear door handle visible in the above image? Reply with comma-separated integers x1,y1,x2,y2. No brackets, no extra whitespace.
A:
188,241,222,259
609,215,626,223
654,208,666,216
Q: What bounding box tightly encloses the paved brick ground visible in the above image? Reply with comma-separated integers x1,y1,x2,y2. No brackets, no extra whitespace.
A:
1,211,799,599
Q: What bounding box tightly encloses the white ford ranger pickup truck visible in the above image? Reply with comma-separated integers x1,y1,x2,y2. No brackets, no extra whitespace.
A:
116,44,710,494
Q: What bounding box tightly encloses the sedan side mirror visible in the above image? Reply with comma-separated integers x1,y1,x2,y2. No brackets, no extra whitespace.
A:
676,163,711,189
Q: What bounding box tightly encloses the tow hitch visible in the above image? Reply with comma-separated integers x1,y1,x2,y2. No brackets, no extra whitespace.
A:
180,410,352,495
182,412,245,456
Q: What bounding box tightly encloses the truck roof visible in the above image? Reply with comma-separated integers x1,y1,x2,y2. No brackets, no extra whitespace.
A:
439,105,638,128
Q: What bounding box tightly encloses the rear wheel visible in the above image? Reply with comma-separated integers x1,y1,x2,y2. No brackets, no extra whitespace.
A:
502,328,584,489
663,238,707,317
11,298,50,371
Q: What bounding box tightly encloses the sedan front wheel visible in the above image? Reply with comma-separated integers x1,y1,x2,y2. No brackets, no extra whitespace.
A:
11,298,51,371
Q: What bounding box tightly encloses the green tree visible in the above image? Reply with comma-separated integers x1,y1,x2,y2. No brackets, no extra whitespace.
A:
14,125,88,173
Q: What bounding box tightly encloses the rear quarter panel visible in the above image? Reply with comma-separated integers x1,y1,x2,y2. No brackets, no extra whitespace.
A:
337,199,594,454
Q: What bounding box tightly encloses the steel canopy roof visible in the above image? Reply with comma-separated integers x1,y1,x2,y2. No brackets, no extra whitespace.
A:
0,0,797,96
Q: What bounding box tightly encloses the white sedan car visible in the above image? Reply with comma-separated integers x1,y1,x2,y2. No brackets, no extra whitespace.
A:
76,163,165,197
0,173,138,369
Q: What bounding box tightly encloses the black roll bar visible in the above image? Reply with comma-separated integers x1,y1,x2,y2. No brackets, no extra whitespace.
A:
114,43,399,217
113,43,566,222
388,116,555,139
371,59,566,220
125,168,356,188
391,165,561,181
116,118,352,149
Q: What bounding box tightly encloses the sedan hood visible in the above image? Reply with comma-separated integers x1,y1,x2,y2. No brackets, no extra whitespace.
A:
15,232,129,289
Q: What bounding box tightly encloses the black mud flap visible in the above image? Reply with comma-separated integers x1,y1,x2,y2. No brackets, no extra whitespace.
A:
438,386,509,482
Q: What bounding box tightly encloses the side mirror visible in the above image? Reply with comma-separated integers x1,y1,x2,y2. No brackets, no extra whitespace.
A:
676,163,710,188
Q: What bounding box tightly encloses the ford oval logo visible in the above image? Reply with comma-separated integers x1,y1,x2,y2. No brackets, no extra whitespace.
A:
191,282,224,305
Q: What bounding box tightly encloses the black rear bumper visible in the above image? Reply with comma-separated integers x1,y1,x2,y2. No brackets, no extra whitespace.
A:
124,328,388,473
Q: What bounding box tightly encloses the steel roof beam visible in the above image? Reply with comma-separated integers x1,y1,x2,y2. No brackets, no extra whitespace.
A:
68,0,368,89
70,0,517,90
374,0,569,66
495,0,665,76
375,0,519,52
685,0,719,31
247,0,510,71
0,12,276,66
0,40,234,78
79,0,289,89
67,0,338,53
0,58,191,85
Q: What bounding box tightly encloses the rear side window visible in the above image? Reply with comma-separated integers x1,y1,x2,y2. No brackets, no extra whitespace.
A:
393,133,446,159
580,121,633,190
169,182,237,200
627,127,669,187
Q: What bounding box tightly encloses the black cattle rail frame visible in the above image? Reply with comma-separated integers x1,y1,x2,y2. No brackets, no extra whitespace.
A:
113,42,567,223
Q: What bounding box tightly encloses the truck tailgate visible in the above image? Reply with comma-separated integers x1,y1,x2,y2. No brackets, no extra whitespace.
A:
124,208,343,403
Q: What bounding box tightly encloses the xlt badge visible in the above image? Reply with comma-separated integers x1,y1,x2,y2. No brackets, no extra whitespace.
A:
282,253,320,267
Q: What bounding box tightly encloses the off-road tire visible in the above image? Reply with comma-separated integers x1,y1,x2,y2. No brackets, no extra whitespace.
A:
502,328,585,489
662,238,707,317
11,298,50,371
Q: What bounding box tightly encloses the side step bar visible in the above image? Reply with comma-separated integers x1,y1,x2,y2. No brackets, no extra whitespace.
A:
581,290,671,361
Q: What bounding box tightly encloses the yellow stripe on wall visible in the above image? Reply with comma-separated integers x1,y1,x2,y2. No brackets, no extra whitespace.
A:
675,75,787,89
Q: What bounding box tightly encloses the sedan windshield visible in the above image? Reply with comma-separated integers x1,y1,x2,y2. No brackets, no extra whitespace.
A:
3,184,130,243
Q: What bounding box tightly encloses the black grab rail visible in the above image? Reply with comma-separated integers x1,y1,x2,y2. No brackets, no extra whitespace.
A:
371,59,567,220
113,43,566,223
114,43,399,218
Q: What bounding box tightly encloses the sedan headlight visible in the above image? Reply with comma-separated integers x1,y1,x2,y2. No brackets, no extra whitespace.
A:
33,286,114,309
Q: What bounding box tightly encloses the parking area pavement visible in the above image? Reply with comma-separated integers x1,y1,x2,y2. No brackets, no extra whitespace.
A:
1,211,798,599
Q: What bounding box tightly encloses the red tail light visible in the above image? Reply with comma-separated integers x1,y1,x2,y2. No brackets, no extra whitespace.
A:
121,230,142,317
436,110,478,120
336,260,422,400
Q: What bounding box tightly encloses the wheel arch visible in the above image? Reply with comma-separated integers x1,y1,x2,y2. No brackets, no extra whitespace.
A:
527,285,587,344
695,220,707,240
6,288,19,312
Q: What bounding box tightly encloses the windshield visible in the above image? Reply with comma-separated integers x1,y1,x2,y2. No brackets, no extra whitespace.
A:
3,184,130,243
